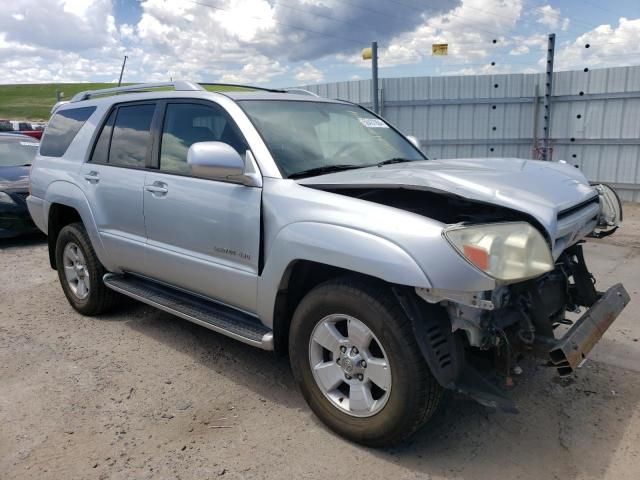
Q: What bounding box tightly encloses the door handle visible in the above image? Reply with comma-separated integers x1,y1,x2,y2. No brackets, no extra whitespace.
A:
145,182,168,195
84,171,100,183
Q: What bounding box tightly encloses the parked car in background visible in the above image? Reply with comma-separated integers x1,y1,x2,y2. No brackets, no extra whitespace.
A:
27,81,628,446
0,133,40,238
0,120,44,140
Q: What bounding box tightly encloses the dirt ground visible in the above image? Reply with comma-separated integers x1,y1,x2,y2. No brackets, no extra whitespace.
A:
1,206,639,480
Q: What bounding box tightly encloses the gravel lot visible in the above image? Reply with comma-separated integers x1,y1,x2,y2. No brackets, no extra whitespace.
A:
1,205,639,480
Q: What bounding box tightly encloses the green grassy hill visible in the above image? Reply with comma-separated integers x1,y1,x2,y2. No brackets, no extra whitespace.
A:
0,83,248,121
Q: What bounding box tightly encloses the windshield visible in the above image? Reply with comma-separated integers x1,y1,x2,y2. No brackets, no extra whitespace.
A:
0,137,39,167
239,100,426,178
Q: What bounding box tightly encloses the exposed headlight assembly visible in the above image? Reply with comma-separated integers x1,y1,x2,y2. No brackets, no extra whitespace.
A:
0,191,16,205
444,222,554,282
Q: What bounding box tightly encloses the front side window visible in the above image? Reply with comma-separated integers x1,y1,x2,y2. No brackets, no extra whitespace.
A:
239,100,425,178
108,104,155,167
40,106,96,157
160,103,247,174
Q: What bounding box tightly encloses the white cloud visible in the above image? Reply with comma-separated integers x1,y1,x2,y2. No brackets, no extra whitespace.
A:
509,45,529,55
294,62,324,83
376,0,524,69
553,17,640,71
536,4,570,31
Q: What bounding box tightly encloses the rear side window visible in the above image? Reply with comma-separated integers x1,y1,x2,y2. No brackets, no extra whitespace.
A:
108,104,155,167
40,106,96,157
90,109,116,164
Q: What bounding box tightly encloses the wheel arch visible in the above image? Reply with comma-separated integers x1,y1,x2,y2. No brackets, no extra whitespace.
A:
257,222,432,354
44,181,108,270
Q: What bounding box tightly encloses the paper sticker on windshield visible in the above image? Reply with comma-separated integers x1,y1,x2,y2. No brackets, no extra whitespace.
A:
358,118,388,128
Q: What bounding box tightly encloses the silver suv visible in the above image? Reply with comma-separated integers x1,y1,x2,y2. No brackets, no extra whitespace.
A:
28,81,628,446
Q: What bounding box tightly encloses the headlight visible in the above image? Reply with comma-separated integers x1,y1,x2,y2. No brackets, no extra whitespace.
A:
444,222,554,282
0,192,15,205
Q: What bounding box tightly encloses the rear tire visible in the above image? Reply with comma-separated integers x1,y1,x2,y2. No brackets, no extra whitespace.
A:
289,277,443,447
55,222,118,316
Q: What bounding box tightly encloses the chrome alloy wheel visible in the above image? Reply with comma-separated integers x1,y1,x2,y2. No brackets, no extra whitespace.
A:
308,314,392,417
62,242,90,300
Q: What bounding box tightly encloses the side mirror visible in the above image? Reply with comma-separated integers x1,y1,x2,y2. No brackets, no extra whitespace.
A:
406,135,420,149
187,141,245,182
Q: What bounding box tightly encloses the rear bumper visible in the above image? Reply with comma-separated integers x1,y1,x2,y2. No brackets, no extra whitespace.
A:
548,283,630,376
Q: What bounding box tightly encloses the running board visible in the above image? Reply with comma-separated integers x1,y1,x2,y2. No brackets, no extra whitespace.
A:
103,273,273,350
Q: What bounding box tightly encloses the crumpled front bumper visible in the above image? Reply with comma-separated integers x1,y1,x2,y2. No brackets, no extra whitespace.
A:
547,283,630,376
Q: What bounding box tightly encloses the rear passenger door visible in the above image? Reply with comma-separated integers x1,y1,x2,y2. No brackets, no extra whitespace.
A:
80,102,157,274
143,100,262,314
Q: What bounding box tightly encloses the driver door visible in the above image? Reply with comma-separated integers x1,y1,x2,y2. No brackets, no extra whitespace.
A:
142,100,261,314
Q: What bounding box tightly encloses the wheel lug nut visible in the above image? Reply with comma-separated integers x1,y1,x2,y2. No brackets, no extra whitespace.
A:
357,374,364,381
351,347,358,355
336,358,341,365
340,346,347,353
345,373,352,380
360,360,367,368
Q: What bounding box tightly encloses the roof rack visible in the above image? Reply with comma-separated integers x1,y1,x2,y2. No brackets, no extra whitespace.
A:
69,80,297,104
70,80,204,102
283,88,319,97
198,82,286,93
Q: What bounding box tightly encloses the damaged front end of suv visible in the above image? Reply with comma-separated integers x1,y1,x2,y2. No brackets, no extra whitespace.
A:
406,185,628,411
303,172,629,412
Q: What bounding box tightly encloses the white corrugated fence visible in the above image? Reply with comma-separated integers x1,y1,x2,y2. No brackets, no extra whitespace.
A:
300,65,640,202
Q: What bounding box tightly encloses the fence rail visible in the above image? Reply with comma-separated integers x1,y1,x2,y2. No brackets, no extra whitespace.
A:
301,65,640,202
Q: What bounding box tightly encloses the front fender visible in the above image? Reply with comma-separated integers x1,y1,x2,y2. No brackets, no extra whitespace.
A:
42,180,111,269
257,222,431,327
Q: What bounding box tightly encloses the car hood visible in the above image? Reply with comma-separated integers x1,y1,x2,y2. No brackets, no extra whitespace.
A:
297,158,598,232
0,165,30,191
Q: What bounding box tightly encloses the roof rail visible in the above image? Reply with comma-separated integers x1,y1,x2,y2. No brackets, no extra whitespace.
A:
199,82,286,93
70,80,204,102
284,88,319,97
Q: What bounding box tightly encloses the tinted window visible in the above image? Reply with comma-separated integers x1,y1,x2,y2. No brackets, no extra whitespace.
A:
90,109,116,164
160,103,247,174
40,106,96,157
109,104,155,167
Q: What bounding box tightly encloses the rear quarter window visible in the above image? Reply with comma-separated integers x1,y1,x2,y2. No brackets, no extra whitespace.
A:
40,106,96,157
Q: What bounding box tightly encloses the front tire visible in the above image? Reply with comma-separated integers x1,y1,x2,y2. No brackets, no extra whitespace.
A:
55,222,118,316
289,277,443,446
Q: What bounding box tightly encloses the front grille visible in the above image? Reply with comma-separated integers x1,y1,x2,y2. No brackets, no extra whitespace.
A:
553,195,600,256
557,195,599,221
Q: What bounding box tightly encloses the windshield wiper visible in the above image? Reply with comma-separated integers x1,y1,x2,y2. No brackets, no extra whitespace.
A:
288,164,364,179
376,158,414,167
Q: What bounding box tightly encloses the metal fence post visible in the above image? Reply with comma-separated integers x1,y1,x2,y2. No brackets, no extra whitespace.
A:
541,33,555,161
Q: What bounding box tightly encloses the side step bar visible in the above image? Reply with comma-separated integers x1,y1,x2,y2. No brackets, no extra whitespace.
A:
103,273,273,350
548,283,629,376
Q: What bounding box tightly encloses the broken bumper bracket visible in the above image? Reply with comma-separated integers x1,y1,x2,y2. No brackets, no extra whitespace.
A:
548,283,630,376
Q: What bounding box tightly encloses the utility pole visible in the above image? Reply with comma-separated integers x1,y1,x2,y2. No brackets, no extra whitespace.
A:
541,34,555,161
371,41,379,114
118,55,128,86
361,42,379,114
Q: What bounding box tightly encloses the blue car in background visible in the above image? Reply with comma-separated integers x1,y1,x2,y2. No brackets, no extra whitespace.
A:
0,133,40,238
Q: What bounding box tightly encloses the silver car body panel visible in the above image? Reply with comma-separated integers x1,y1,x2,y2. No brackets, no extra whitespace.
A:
28,88,604,337
298,158,599,259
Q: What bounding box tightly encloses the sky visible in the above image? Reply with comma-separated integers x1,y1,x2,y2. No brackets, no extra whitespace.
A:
0,0,639,86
